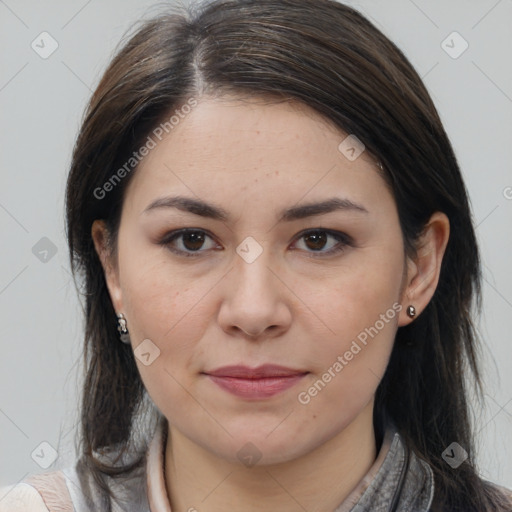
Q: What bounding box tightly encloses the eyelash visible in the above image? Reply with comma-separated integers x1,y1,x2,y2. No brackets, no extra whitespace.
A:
158,228,354,258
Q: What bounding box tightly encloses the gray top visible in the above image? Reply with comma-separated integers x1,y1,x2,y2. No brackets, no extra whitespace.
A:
16,413,434,511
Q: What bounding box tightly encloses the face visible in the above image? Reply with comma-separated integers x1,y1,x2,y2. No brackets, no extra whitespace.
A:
97,95,411,465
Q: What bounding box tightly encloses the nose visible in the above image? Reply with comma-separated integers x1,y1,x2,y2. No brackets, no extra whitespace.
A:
217,248,292,340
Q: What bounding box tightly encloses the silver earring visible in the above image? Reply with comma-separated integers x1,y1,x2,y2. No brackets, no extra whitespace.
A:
117,313,131,344
406,305,416,318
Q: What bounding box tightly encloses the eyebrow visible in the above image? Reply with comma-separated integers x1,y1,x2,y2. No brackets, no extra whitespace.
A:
142,195,369,222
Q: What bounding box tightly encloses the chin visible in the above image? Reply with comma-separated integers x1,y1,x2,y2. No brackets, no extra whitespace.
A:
207,423,317,467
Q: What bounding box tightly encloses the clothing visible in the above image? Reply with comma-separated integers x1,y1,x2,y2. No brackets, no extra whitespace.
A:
0,413,435,511
0,410,439,512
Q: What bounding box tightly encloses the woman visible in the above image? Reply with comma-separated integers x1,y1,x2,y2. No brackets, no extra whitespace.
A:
1,0,511,510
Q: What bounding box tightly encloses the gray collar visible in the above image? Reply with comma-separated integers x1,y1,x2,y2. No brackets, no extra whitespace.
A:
335,424,434,511
62,417,434,511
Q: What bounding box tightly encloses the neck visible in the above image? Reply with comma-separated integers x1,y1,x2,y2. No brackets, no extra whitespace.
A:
164,401,377,512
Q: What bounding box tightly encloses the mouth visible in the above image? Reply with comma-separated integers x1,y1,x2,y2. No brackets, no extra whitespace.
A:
202,364,309,399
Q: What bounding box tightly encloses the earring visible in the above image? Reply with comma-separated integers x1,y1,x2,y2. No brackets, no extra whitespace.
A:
406,305,416,318
117,313,131,344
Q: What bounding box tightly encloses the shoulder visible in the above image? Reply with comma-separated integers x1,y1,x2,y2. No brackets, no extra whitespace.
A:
0,483,49,512
0,470,73,512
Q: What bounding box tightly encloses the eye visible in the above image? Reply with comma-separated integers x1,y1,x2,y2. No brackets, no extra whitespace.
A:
291,229,353,257
159,229,219,257
159,228,353,258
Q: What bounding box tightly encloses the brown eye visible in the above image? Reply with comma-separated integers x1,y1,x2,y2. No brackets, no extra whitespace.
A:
292,229,353,257
303,231,328,251
160,229,218,257
160,228,352,259
181,231,206,251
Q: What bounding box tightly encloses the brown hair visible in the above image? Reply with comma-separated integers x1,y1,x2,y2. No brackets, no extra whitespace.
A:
65,0,508,509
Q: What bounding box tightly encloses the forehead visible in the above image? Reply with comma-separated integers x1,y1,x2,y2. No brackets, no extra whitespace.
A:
152,95,373,162
122,95,392,217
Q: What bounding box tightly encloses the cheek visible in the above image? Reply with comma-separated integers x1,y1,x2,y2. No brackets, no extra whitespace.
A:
296,244,403,406
124,272,209,362
295,314,398,440
311,246,403,342
117,250,209,383
118,237,203,336
124,271,211,420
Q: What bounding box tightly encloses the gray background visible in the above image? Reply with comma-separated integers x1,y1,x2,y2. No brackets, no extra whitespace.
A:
1,0,511,494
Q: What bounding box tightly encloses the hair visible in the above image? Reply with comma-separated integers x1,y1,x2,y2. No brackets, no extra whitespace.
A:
65,0,509,510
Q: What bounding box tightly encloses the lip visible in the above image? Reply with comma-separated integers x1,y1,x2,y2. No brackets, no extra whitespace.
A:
203,364,309,399
205,364,307,378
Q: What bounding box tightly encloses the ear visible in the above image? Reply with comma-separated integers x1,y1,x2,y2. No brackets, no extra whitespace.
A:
397,212,450,326
91,220,124,313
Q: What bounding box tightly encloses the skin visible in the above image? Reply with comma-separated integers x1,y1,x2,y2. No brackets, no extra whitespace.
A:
92,95,449,512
